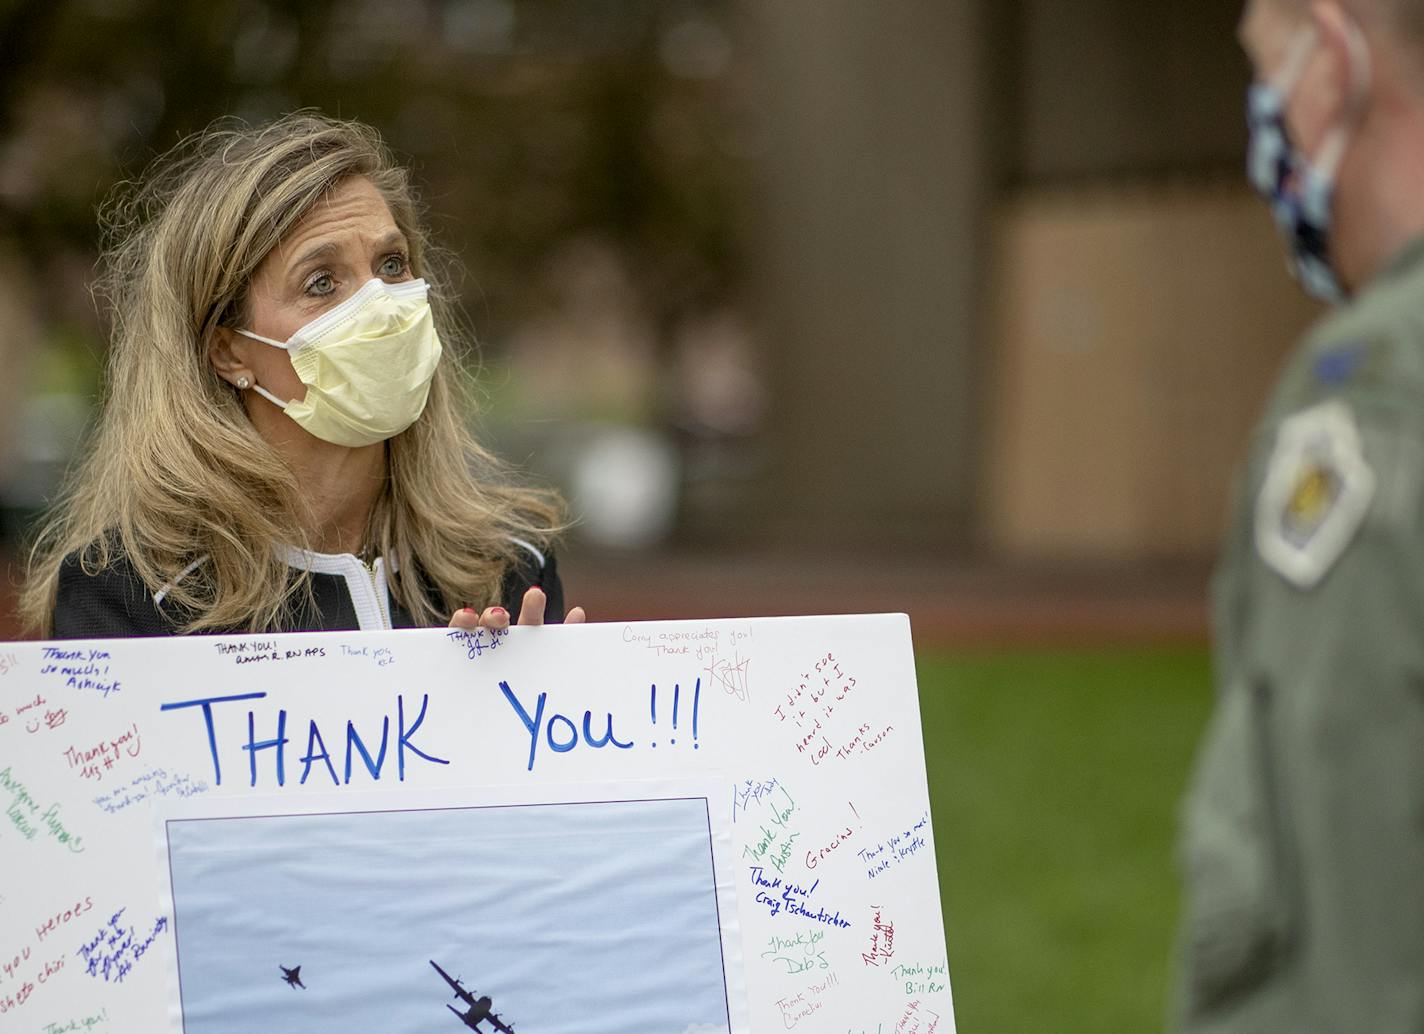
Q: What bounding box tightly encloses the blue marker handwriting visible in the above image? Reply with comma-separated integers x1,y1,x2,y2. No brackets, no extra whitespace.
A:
158,692,448,787
38,647,120,698
500,678,704,772
340,644,395,667
731,777,781,822
729,774,786,826
446,627,508,659
500,680,634,771
856,811,931,879
748,865,851,929
92,768,208,815
75,908,167,984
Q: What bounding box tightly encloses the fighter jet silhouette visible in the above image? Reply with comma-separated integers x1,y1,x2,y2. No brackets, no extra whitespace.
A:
430,959,515,1032
279,965,305,989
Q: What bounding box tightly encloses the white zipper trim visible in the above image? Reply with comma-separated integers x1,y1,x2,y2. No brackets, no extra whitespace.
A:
507,536,547,569
278,545,391,631
154,536,538,630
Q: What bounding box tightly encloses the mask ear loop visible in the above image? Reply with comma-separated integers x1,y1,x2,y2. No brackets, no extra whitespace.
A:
233,328,295,409
248,381,291,410
235,328,292,349
1269,18,1371,182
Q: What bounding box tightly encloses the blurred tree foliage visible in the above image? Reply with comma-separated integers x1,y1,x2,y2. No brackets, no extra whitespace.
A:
0,0,748,342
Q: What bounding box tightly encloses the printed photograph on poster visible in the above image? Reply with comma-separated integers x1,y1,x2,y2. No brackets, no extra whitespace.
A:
155,783,747,1034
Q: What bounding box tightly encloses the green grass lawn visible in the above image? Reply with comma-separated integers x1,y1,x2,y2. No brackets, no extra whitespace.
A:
918,647,1214,1033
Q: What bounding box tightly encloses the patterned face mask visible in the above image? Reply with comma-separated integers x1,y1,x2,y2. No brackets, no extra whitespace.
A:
1246,25,1367,304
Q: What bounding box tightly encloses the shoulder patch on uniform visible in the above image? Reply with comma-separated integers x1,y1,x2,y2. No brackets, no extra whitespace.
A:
1313,341,1367,385
1255,400,1375,589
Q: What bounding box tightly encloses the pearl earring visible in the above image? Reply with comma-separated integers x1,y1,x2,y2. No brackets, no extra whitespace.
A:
237,376,250,390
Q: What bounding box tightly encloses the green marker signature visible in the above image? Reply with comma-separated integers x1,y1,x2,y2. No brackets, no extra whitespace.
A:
0,766,85,853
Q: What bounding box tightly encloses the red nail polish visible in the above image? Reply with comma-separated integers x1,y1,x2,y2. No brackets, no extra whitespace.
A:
532,584,542,591
490,607,507,616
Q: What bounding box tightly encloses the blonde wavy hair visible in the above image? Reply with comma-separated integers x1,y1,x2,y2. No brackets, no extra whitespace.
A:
22,112,562,635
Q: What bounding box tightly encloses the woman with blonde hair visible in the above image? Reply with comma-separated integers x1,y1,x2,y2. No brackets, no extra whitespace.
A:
21,112,582,637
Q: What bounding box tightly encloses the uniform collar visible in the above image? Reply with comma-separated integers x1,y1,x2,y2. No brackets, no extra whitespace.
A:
1373,234,1424,288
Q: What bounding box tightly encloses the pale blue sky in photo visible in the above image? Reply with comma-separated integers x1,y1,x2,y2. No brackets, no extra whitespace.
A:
164,797,731,1034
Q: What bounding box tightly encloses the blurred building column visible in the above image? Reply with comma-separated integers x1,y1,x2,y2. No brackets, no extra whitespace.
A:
739,0,989,550
0,245,40,488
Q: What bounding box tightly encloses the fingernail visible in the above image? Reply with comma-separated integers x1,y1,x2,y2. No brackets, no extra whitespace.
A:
460,608,475,616
490,607,507,616
532,584,543,592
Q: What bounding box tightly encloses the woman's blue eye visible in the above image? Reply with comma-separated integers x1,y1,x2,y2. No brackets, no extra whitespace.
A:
380,254,408,277
306,273,335,295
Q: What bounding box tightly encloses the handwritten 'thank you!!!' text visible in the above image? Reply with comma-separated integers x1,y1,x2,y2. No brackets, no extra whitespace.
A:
499,677,705,772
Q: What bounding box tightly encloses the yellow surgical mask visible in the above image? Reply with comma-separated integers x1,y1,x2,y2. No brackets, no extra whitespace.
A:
238,277,442,447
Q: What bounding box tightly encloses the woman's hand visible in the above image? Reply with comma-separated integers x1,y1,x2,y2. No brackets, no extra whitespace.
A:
446,587,586,630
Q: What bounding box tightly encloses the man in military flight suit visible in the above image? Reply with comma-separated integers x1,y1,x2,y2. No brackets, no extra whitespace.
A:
1179,0,1424,1030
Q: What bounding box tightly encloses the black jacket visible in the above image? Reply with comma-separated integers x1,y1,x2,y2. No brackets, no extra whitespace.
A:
52,540,564,639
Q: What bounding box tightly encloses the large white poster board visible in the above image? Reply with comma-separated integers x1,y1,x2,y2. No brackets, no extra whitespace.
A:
0,614,954,1033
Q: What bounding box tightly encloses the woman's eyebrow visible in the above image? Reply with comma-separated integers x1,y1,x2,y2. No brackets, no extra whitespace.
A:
287,240,338,275
375,230,408,252
286,231,406,277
